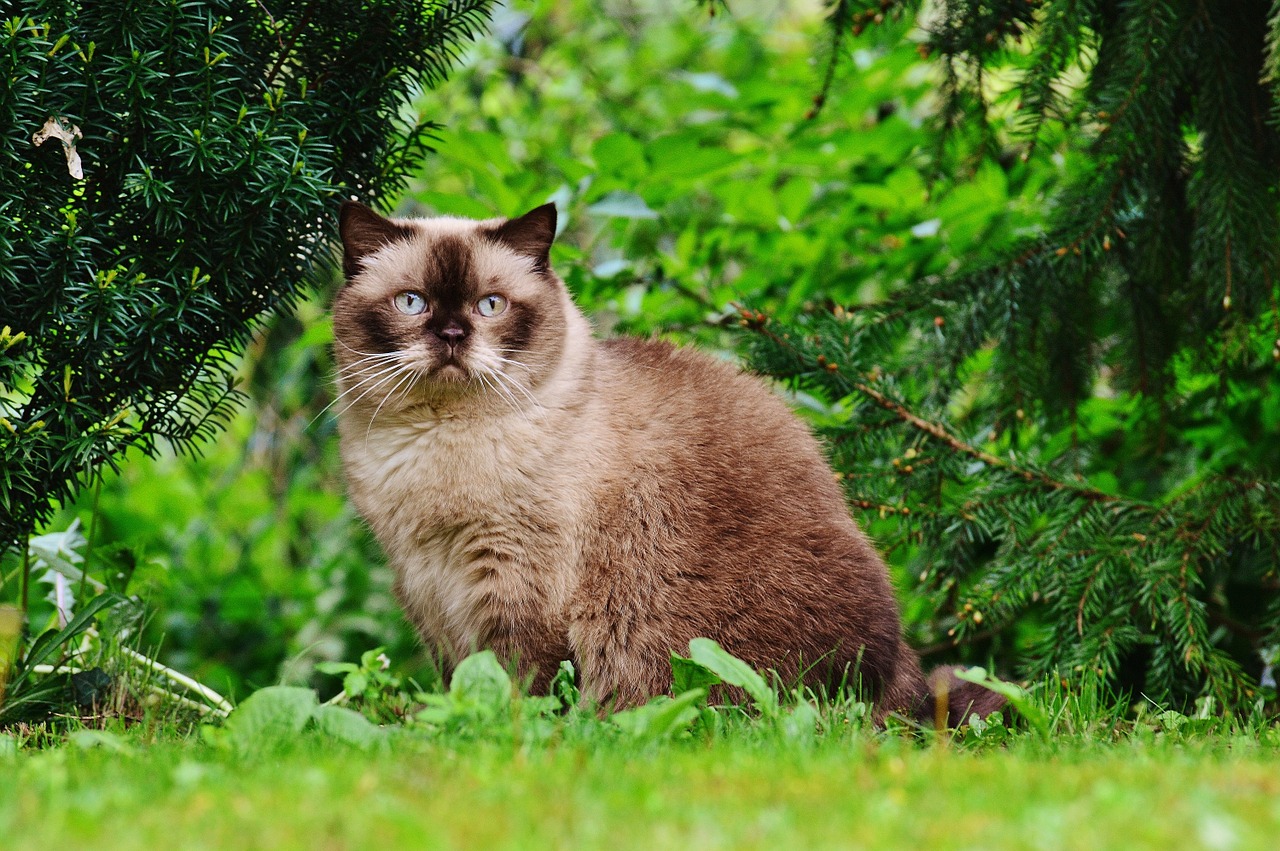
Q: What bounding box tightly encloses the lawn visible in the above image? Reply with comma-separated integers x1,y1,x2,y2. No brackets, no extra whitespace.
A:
4,731,1278,850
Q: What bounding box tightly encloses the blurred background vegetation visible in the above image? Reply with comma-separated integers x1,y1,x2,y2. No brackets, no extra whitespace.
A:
5,0,1276,712
8,0,1047,700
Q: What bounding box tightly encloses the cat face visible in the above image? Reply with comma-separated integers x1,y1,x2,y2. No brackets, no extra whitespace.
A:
333,202,568,416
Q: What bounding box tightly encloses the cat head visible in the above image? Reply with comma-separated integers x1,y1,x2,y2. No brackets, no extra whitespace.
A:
332,201,571,417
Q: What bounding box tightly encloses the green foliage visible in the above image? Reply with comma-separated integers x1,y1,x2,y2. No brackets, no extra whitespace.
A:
0,520,242,730
13,0,1277,728
414,650,514,727
686,636,779,717
745,0,1280,707
4,0,1030,724
953,665,1047,738
405,0,1045,342
0,0,494,551
0,592,122,727
315,647,413,723
5,643,1280,851
207,684,384,751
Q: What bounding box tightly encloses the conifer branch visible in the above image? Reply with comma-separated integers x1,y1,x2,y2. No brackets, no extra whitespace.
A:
750,313,1123,505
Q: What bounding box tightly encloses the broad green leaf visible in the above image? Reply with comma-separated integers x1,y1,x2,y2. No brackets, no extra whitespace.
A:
687,638,777,715
670,652,721,694
586,191,658,220
223,686,318,744
343,671,369,697
449,650,512,713
312,705,385,750
646,133,736,179
610,688,706,740
314,661,357,676
592,132,647,179
780,698,822,742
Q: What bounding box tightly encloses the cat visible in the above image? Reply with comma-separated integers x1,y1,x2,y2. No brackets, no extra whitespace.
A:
332,200,1003,725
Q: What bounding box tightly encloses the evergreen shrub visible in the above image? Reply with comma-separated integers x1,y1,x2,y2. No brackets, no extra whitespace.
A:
0,0,493,550
749,0,1280,707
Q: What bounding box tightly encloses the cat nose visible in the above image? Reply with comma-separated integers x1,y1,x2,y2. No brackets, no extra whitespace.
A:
435,323,466,346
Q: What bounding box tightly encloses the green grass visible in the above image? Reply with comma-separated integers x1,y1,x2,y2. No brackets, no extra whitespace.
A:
5,641,1279,849
4,731,1279,850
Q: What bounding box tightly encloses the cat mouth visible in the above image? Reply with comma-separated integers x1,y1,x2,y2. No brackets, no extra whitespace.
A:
429,359,469,382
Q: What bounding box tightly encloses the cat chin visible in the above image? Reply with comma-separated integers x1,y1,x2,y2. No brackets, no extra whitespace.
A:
427,362,470,382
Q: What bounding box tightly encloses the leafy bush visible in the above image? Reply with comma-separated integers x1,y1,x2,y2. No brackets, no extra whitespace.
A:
0,0,494,551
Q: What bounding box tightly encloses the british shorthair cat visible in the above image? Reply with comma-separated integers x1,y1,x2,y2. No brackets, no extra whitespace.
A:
332,200,1001,724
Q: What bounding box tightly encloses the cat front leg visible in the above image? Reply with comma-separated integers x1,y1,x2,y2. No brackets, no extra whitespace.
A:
565,590,690,709
476,610,574,697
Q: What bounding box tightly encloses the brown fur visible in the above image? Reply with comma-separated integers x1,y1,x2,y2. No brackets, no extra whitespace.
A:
332,201,1003,725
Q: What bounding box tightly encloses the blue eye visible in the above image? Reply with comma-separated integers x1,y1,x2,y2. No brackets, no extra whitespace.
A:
393,291,426,315
477,294,508,317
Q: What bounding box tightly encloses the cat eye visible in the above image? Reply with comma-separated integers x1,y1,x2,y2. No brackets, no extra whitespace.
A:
477,294,508,317
393,291,427,315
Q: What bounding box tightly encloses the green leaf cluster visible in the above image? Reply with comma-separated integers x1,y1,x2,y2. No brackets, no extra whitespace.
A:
405,0,1045,343
207,684,385,751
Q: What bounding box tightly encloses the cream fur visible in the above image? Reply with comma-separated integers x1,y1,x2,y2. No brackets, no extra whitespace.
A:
335,218,608,670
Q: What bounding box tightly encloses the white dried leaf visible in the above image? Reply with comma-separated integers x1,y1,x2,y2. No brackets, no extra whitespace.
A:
32,116,84,179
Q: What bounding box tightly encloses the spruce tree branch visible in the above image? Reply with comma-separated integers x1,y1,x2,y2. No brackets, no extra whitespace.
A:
1094,11,1196,143
1077,558,1105,637
749,315,1126,504
805,0,848,122
846,375,1122,504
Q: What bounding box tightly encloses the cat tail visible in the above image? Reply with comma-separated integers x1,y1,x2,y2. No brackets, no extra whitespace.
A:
916,664,1008,729
876,648,1007,728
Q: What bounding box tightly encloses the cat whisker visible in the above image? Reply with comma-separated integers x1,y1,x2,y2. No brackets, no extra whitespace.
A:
336,353,406,379
491,354,534,374
475,371,518,420
332,361,418,422
330,354,408,395
308,357,411,430
365,366,419,443
486,369,544,423
489,365,542,410
335,339,399,359
336,361,407,387
335,359,411,398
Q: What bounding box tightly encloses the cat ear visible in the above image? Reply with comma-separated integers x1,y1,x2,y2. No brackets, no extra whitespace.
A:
487,203,557,273
339,200,415,279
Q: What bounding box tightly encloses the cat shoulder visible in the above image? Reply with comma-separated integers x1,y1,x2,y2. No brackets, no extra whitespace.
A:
595,334,796,427
597,335,747,384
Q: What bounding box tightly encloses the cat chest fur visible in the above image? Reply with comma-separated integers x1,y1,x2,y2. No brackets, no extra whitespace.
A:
341,414,586,661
